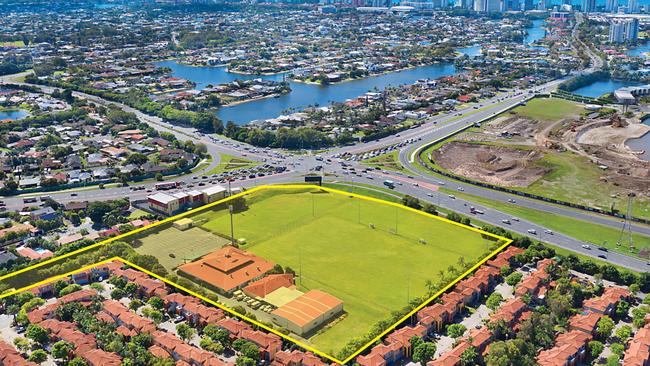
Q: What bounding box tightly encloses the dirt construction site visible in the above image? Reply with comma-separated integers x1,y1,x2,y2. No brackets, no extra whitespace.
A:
430,101,650,197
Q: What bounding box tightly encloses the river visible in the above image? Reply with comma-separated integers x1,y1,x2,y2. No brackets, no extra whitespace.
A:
158,19,546,125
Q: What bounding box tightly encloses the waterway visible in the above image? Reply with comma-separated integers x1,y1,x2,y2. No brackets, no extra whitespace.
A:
156,61,457,124
572,79,645,98
627,41,650,59
0,109,29,121
158,19,546,125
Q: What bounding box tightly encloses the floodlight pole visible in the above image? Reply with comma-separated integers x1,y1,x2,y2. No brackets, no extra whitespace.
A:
395,207,398,234
229,204,235,245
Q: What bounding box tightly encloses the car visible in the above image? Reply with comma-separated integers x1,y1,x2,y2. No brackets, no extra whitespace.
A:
527,229,537,235
501,219,511,224
581,244,591,250
427,193,433,197
457,187,464,191
507,198,516,203
173,315,185,323
70,193,78,197
437,181,445,185
412,183,419,187
511,217,520,222
598,247,608,252
448,194,455,199
544,229,554,235
598,254,607,259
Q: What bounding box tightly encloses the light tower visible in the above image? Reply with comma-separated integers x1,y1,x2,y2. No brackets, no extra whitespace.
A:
616,192,636,252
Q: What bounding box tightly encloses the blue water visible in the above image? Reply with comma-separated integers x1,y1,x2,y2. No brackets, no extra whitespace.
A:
525,19,546,46
0,109,28,120
458,46,481,57
158,19,548,125
628,42,650,58
572,79,645,98
157,60,456,124
626,132,650,161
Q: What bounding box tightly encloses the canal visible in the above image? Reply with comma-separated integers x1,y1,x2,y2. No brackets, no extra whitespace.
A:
158,19,546,125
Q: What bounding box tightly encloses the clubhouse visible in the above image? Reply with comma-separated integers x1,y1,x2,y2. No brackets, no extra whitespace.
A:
178,246,275,295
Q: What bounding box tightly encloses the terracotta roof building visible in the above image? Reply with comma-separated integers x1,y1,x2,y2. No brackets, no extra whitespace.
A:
244,274,295,298
178,247,275,294
270,289,343,336
623,325,650,366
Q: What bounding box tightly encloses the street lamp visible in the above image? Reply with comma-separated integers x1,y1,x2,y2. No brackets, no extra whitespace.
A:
229,204,235,246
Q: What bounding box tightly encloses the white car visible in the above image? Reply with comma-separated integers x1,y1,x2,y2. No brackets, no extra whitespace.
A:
581,244,591,250
448,194,456,199
427,193,433,197
544,229,554,235
527,229,537,235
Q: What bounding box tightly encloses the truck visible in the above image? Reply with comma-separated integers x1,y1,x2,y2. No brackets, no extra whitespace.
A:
383,180,395,189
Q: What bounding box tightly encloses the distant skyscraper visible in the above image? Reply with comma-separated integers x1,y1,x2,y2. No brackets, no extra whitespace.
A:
605,0,617,12
521,0,534,10
609,20,625,42
628,0,638,13
582,0,595,12
624,17,639,40
609,18,639,43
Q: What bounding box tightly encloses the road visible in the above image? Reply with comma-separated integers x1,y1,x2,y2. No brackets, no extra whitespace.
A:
2,70,649,272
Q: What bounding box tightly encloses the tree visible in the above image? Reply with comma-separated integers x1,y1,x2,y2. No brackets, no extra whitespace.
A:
236,356,256,366
148,296,164,310
200,337,224,354
588,340,604,359
412,342,437,365
615,325,632,341
486,293,503,310
155,173,164,181
13,337,30,353
52,340,73,360
516,313,555,350
401,195,421,210
460,346,478,366
68,357,88,366
124,282,139,296
505,272,523,286
610,342,625,358
204,324,230,346
126,153,148,166
447,324,467,338
605,355,620,366
615,300,630,319
28,349,48,364
58,284,82,296
26,324,49,344
596,316,615,340
485,339,536,366
111,288,126,300
176,323,195,341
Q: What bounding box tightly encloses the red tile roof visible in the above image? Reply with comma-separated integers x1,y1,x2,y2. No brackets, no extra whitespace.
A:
244,274,294,298
179,246,275,293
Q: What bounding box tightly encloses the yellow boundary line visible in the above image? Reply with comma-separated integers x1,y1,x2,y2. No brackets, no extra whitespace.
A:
0,185,512,364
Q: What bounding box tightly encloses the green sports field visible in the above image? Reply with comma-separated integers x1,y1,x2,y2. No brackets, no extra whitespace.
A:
192,188,495,357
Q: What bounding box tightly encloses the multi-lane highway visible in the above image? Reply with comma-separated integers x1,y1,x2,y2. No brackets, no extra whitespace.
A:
1,70,649,272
